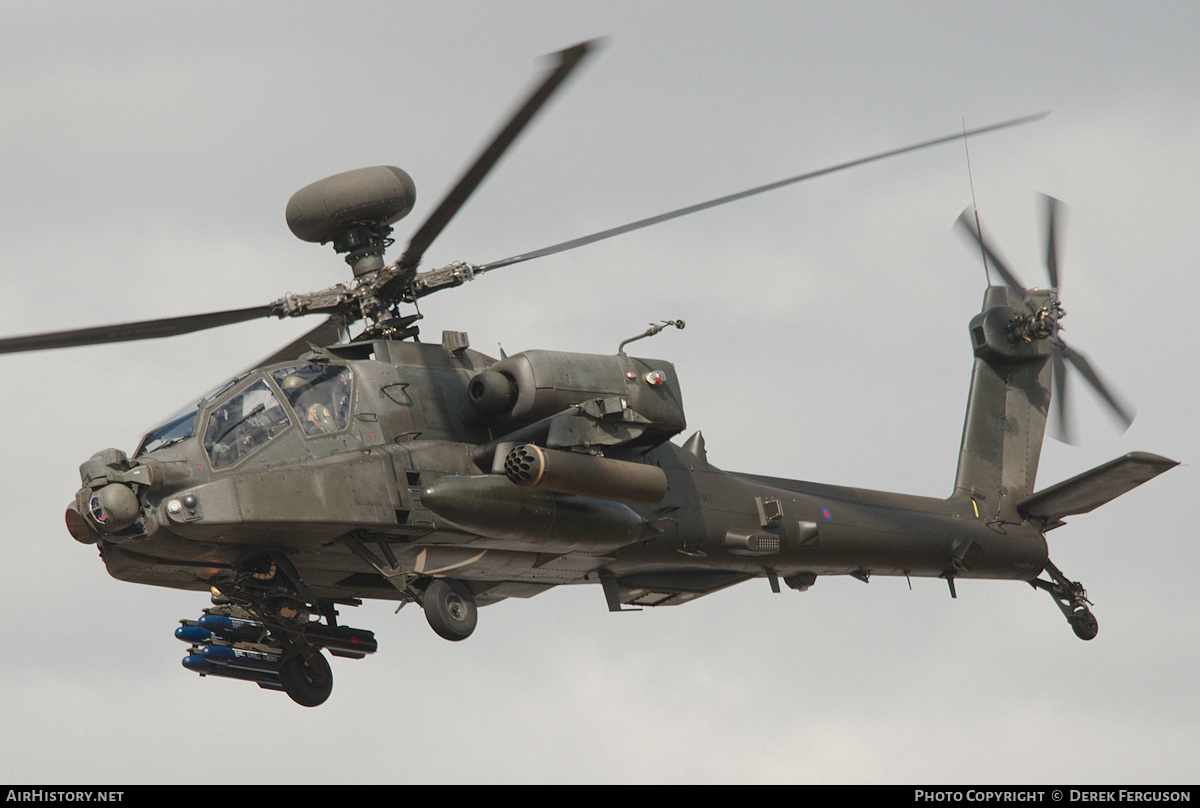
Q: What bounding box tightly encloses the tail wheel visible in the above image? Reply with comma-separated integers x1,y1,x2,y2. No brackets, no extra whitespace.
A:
278,649,333,707
1032,559,1099,642
423,579,478,641
1069,609,1099,641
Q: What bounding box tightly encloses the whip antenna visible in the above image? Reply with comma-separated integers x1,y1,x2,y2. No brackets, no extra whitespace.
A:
962,118,992,286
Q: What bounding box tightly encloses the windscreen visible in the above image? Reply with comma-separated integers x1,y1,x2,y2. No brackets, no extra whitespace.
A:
203,379,291,469
270,364,353,436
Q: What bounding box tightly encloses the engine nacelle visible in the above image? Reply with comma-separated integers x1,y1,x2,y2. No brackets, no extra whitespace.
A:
464,350,686,442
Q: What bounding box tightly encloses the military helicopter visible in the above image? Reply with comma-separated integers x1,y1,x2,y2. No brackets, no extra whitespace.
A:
1,41,1176,707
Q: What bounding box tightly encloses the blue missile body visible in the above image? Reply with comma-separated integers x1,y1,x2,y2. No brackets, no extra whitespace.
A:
182,654,282,687
197,614,263,638
175,624,213,643
196,644,281,671
182,654,210,672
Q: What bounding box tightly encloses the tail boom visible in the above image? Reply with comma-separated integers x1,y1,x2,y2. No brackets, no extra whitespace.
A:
954,286,1055,521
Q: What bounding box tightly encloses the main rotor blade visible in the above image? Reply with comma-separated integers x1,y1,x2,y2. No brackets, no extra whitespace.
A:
392,40,597,282
955,206,1034,308
1041,192,1065,289
240,314,348,373
1057,338,1137,431
0,305,277,355
477,112,1049,273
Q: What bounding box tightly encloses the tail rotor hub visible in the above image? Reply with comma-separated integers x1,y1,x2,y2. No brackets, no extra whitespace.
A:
1008,299,1065,345
956,195,1135,442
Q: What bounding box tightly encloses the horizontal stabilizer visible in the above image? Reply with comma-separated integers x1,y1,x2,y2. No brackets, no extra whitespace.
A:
1018,452,1178,527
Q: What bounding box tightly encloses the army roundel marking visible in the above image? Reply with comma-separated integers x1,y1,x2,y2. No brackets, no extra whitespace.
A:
89,496,108,524
821,507,833,521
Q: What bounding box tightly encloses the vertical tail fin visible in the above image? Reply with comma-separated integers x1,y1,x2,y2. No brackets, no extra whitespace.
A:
954,286,1054,520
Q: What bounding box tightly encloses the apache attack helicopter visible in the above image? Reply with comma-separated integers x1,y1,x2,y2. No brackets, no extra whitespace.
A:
1,41,1177,707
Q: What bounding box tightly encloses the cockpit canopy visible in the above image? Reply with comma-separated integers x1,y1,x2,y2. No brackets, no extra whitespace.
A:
203,378,291,469
135,363,354,469
269,364,353,437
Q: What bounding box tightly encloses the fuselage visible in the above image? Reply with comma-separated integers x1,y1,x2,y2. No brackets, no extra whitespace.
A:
73,335,1048,610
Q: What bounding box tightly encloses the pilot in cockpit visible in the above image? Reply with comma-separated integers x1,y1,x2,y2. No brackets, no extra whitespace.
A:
280,373,338,435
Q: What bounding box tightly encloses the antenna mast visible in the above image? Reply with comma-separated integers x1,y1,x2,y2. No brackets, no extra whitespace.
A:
962,119,992,286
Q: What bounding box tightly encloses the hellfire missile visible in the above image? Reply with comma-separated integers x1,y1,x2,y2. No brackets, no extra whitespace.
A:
182,654,282,688
197,613,265,639
196,643,282,672
174,624,213,643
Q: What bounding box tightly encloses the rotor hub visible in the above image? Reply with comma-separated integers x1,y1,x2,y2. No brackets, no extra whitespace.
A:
1008,300,1065,345
332,222,395,279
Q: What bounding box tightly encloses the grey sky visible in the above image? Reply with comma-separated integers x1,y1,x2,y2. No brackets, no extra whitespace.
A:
1,1,1196,783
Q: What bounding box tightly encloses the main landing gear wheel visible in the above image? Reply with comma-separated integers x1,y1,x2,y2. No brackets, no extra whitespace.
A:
423,578,478,641
278,649,333,707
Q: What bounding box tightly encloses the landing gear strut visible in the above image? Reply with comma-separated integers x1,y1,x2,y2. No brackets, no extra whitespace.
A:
340,539,482,642
1030,558,1099,641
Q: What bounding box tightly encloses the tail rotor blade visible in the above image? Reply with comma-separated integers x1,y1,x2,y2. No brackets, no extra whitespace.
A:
1041,193,1066,289
1057,338,1137,432
955,207,1033,308
1050,345,1075,445
959,194,1134,443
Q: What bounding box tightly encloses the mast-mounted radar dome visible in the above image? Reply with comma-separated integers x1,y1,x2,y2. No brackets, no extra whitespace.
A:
286,165,416,278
